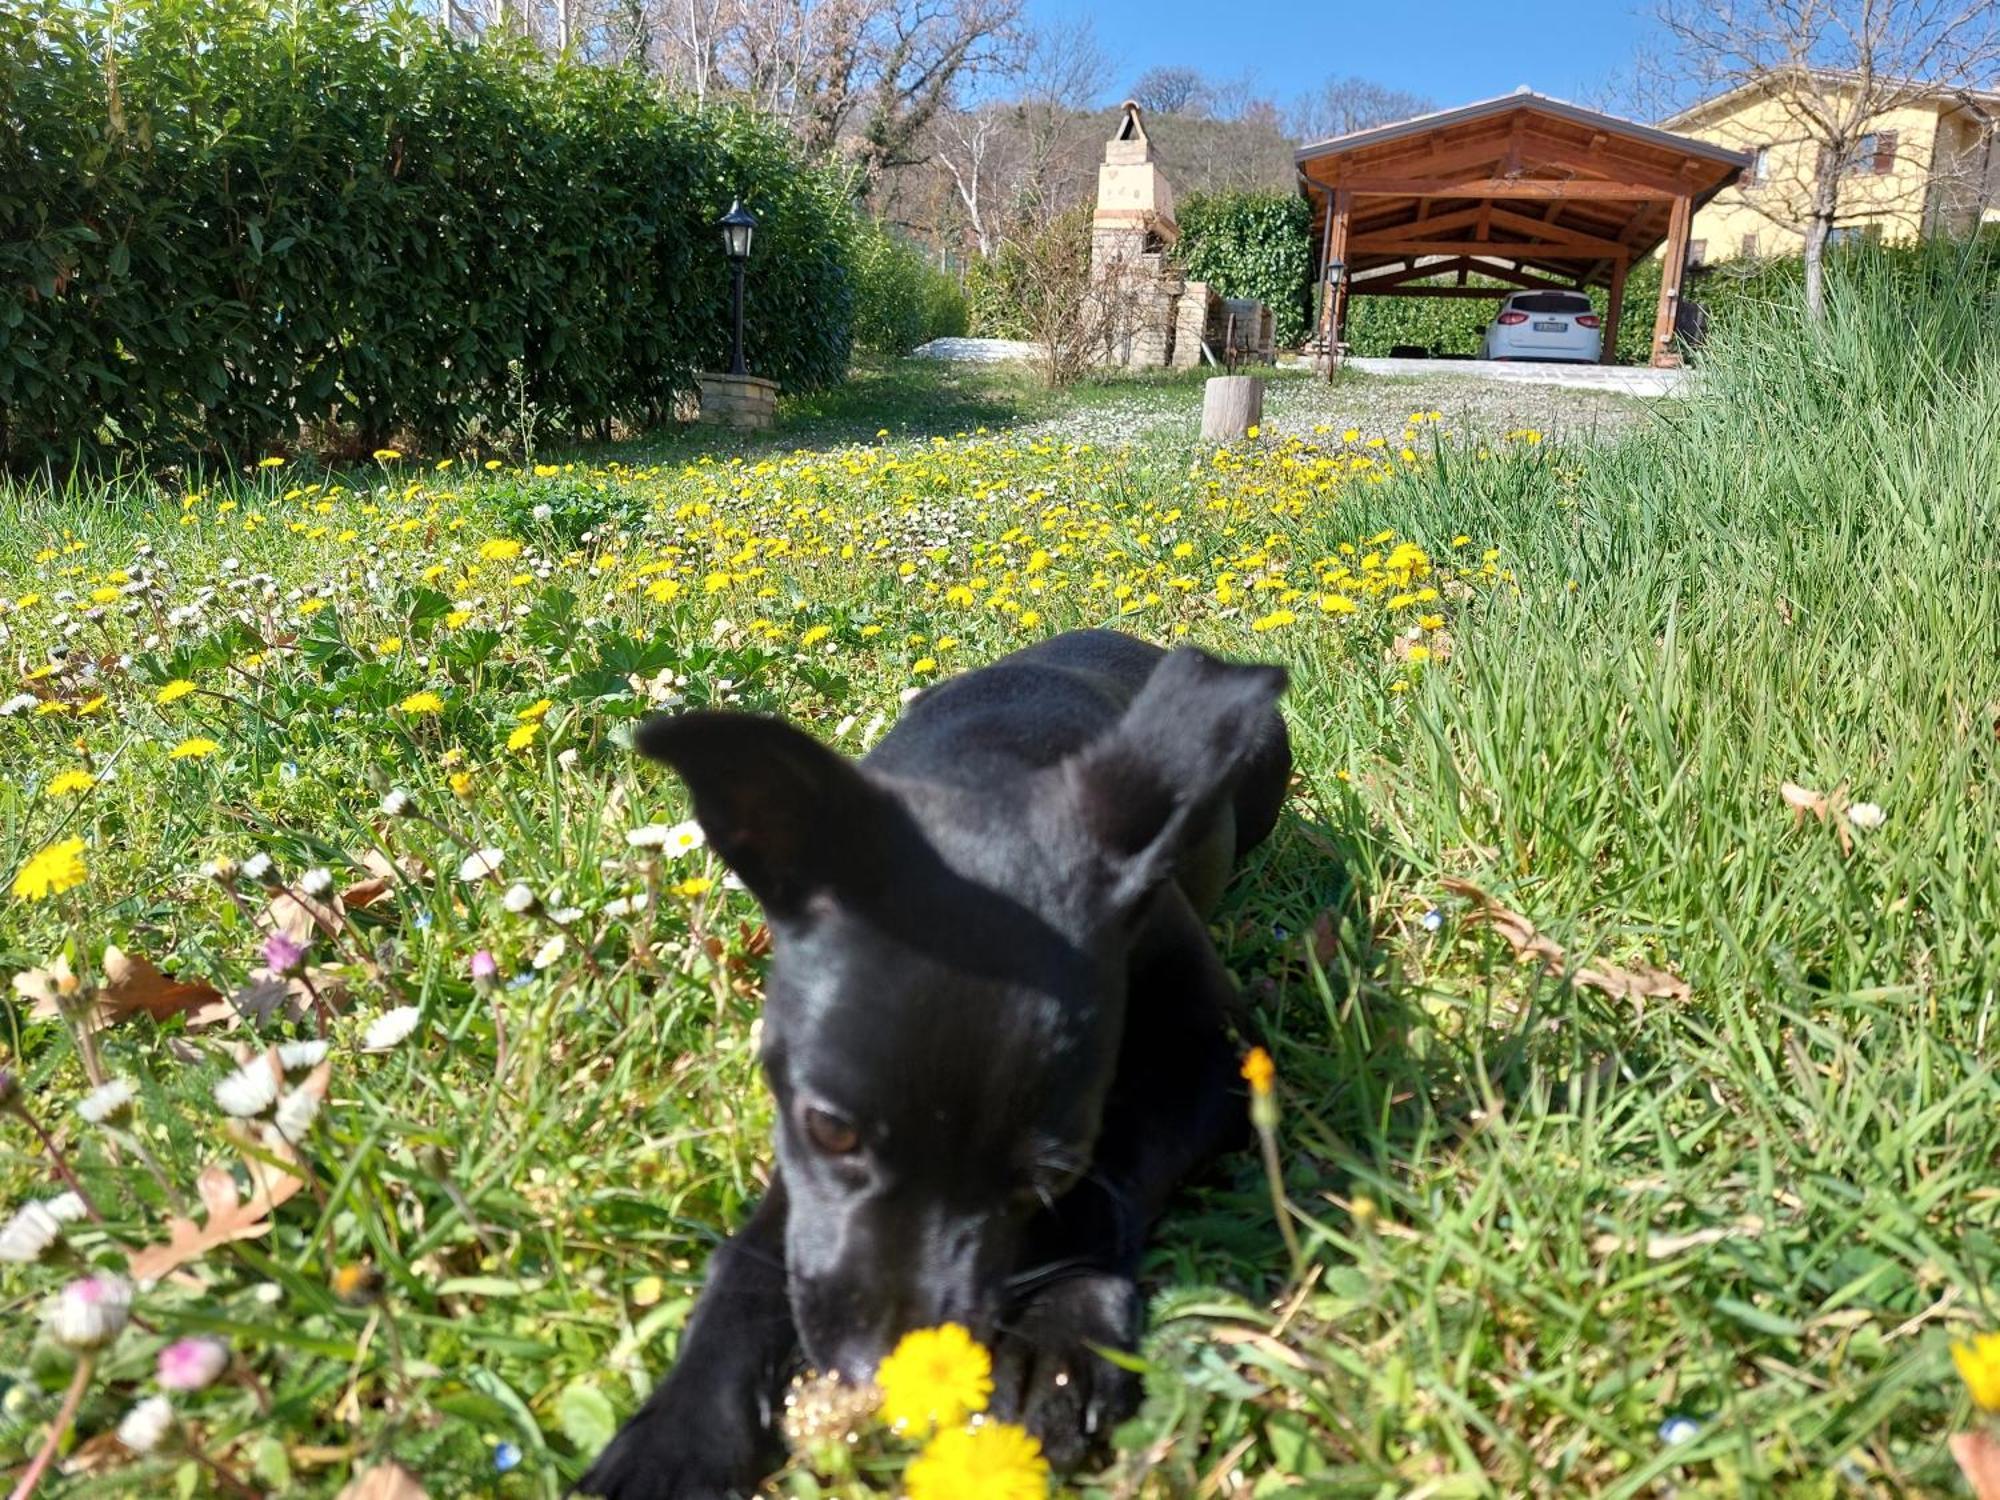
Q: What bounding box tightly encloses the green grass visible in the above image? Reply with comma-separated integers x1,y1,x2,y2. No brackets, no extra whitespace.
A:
1,246,1997,1498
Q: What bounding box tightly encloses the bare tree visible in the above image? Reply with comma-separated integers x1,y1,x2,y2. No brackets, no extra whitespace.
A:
1656,0,2000,316
1288,74,1433,142
1129,64,1210,116
1002,207,1130,386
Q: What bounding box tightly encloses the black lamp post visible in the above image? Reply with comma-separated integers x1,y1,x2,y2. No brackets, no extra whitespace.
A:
718,200,757,377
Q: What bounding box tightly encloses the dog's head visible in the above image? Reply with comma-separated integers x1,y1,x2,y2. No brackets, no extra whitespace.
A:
637,647,1283,1379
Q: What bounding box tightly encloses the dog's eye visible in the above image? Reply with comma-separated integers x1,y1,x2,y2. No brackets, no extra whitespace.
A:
802,1106,860,1156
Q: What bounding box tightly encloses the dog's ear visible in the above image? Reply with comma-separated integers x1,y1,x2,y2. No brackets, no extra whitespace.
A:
1064,647,1287,911
635,711,878,919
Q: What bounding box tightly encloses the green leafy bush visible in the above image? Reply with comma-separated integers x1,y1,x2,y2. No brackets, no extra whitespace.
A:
849,222,968,355
0,0,857,467
1175,192,1314,347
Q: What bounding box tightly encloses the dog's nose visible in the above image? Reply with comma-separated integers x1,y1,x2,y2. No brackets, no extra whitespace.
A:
823,1334,890,1387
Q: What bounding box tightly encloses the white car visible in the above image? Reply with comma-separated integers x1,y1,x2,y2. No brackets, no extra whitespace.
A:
1480,290,1603,363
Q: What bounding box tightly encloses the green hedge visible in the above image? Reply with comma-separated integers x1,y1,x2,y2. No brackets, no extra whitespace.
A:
0,0,856,466
850,223,969,356
1175,192,1315,347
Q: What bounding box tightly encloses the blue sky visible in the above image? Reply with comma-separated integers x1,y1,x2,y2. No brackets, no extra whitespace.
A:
1027,0,1654,113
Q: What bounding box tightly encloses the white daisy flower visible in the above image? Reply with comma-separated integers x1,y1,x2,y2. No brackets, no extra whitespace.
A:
272,1086,320,1140
502,882,539,914
76,1077,137,1126
277,1039,329,1070
1846,802,1887,831
299,867,334,896
214,1061,279,1118
532,934,567,970
116,1395,174,1453
362,1005,423,1051
45,1192,87,1223
0,1201,64,1263
380,789,414,818
49,1272,132,1350
457,848,505,882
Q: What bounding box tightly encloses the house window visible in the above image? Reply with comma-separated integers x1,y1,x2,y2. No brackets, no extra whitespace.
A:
1740,231,1760,258
1846,131,1899,175
1749,146,1771,184
1686,239,1708,268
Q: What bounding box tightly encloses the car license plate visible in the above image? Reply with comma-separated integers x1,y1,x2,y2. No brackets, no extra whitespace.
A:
1534,321,1567,333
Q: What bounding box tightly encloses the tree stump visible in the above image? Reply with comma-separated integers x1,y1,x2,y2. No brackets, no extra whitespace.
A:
1201,375,1263,442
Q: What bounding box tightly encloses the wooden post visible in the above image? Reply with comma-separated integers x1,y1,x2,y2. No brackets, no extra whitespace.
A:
1328,189,1353,356
1201,375,1264,442
1651,194,1692,368
1312,187,1360,376
1601,256,1627,365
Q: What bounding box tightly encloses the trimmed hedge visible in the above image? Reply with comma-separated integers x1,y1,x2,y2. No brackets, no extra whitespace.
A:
0,0,856,466
1175,192,1314,347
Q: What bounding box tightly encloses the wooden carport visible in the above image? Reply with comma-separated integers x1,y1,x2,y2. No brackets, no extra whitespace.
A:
1296,92,1749,367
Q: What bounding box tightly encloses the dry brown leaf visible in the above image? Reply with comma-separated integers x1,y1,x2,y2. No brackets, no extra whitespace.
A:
344,850,428,911
1779,779,1854,855
339,876,395,911
263,888,345,945
1953,1431,2000,1500
1441,878,1691,1016
126,1059,330,1283
101,944,230,1027
336,1462,429,1500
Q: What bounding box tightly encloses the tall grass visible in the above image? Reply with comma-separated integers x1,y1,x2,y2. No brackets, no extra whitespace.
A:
1197,238,2000,1493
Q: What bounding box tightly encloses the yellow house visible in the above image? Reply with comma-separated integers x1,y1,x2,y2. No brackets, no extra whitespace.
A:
1663,73,1998,264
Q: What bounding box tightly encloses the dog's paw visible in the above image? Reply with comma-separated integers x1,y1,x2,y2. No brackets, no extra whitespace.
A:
991,1272,1143,1473
575,1385,778,1500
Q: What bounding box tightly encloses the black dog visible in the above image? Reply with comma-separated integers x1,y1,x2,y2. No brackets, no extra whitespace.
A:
581,629,1290,1498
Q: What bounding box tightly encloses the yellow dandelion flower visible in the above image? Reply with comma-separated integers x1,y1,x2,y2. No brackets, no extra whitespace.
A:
905,1420,1048,1500
479,539,523,562
1405,644,1431,665
169,737,220,760
449,769,475,800
372,448,403,462
76,695,107,716
878,1324,994,1432
399,691,445,716
155,679,197,704
1240,1046,1275,1097
11,838,88,901
47,770,96,795
507,722,541,752
1250,608,1295,633
670,876,713,899
1955,1333,2000,1411
257,456,285,469
517,699,554,722
799,625,832,647
913,657,938,674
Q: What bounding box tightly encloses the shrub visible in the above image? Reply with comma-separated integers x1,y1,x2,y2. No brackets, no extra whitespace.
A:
850,222,968,356
0,0,857,467
1175,192,1314,347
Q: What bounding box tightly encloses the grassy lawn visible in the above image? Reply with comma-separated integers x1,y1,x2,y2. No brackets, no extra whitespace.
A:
2,262,1997,1498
